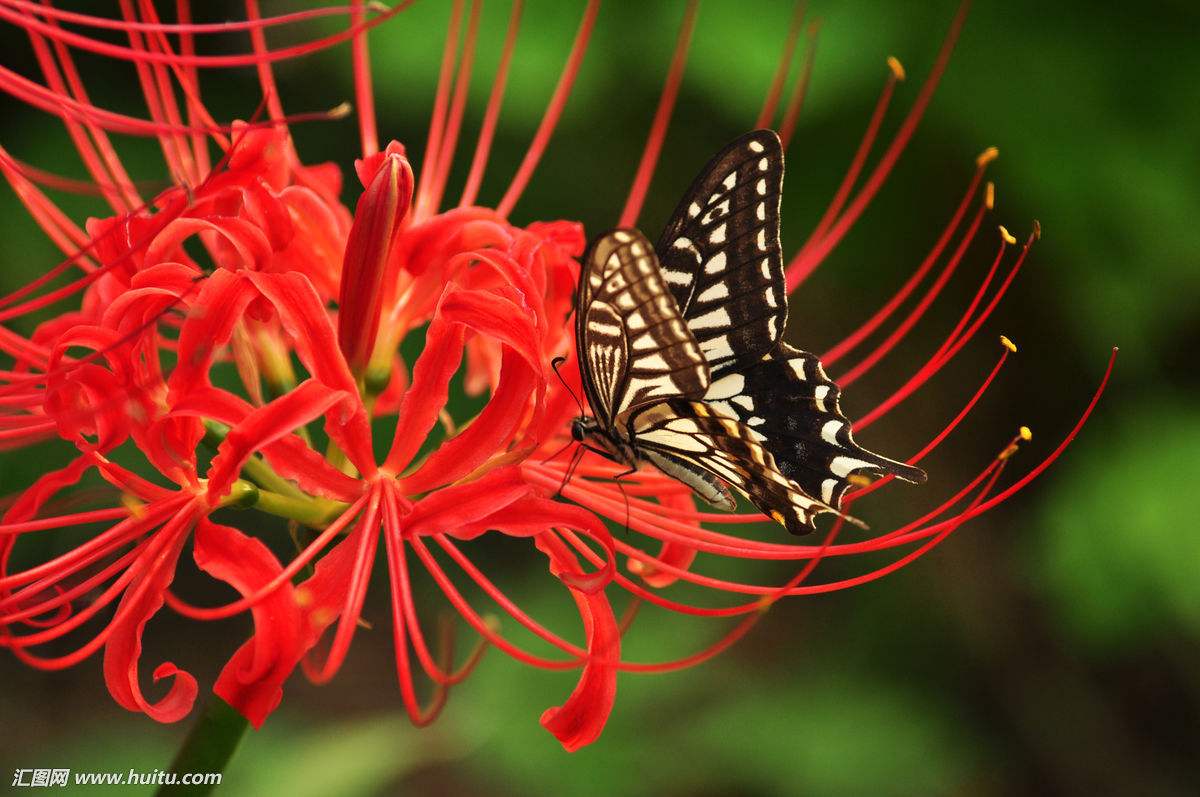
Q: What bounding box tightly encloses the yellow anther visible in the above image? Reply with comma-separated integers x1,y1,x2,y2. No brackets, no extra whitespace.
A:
770,509,787,526
327,102,353,119
848,474,873,487
998,443,1020,461
482,613,503,633
999,225,1017,245
1032,219,1042,240
999,335,1017,353
1019,426,1033,441
121,492,146,519
755,596,774,614
976,146,999,167
887,56,906,81
986,181,995,210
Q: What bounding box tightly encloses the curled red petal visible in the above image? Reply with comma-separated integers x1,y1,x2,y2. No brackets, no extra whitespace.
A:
536,532,618,752
196,519,303,729
101,509,198,723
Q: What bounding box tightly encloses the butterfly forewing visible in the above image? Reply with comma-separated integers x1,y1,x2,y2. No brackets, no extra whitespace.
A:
655,130,786,378
575,229,709,427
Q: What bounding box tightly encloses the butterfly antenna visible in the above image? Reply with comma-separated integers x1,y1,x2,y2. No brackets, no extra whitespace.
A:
555,445,586,498
551,356,585,415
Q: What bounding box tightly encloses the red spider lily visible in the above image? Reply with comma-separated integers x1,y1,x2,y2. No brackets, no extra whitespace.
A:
0,0,1113,753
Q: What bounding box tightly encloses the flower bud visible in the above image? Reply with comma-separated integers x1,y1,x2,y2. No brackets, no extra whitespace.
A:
337,140,413,375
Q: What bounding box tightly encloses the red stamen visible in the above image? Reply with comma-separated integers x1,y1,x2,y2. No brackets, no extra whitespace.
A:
424,0,483,216
414,0,465,219
0,0,377,34
349,0,379,157
777,20,818,151
618,0,698,228
458,0,522,208
755,1,805,129
822,152,992,366
835,197,986,387
496,0,599,218
785,0,971,291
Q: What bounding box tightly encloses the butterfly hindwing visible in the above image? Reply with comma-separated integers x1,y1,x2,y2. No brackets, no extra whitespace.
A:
655,130,786,378
703,345,928,516
632,399,834,534
576,229,709,427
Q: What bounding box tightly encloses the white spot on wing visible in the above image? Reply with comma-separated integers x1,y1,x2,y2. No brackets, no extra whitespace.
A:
690,307,732,330
830,456,872,477
722,172,737,190
821,420,843,445
697,283,729,303
705,372,744,400
710,224,727,244
700,336,734,361
706,252,727,274
814,384,830,411
748,140,765,153
821,478,837,504
664,270,692,287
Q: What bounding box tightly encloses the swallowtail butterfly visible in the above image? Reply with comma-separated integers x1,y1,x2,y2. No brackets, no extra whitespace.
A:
570,130,926,534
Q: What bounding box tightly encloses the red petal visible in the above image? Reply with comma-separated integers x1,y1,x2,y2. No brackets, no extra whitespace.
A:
196,519,303,729
536,532,619,752
102,508,199,723
169,270,257,400
399,347,536,494
206,379,346,501
248,272,376,475
383,310,464,474
171,387,362,501
402,466,530,537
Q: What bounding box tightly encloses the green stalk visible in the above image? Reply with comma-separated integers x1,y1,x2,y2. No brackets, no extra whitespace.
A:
156,697,248,796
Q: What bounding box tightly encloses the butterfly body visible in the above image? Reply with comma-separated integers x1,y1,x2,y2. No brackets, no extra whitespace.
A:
571,130,926,534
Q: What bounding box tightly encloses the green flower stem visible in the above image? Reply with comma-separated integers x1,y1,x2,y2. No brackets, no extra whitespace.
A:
249,483,349,528
202,420,305,498
157,696,248,796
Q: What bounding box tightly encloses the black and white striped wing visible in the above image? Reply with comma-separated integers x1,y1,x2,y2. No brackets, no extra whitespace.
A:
655,129,786,378
630,399,840,535
575,229,709,428
702,346,927,521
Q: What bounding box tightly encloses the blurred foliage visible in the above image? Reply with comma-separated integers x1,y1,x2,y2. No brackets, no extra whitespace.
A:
1,1,1198,795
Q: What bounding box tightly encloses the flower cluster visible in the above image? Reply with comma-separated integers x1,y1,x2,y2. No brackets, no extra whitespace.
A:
0,1,1111,751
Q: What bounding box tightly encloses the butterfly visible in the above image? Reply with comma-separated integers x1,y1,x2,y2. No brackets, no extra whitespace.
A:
569,129,926,535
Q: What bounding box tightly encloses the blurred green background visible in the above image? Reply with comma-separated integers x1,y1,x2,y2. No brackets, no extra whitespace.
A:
1,1,1198,794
